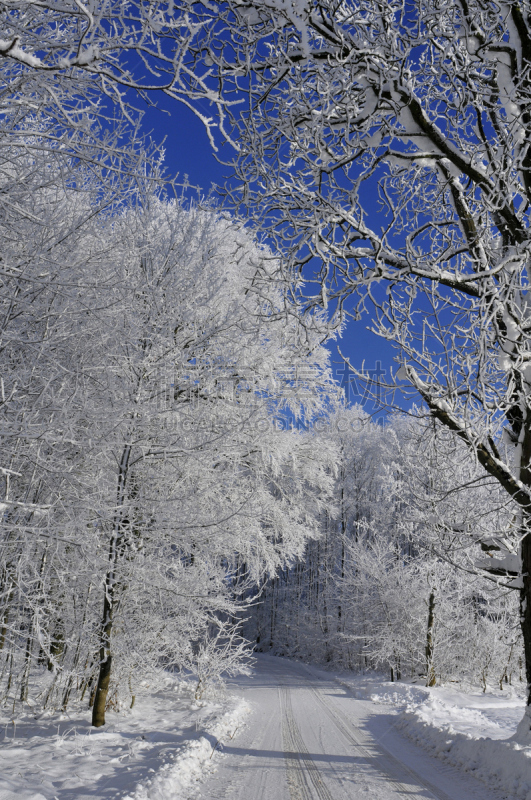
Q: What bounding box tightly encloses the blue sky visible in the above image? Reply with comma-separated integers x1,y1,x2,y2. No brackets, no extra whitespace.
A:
141,94,399,418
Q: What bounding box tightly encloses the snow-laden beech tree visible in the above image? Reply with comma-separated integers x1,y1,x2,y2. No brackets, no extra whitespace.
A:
0,171,164,710
339,526,522,689
82,198,338,726
0,174,130,710
345,414,521,688
162,0,531,728
0,190,338,724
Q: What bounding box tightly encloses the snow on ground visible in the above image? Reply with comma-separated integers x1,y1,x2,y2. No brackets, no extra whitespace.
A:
300,661,531,800
197,654,513,800
2,660,531,800
395,686,531,800
0,674,249,800
335,672,524,739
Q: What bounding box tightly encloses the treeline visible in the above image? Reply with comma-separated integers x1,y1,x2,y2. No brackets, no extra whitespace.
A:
0,183,340,725
247,409,523,691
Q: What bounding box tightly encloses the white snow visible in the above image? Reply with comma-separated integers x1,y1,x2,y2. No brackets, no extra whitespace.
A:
0,673,249,800
319,667,529,800
397,688,531,800
196,656,519,800
123,695,249,800
3,658,530,800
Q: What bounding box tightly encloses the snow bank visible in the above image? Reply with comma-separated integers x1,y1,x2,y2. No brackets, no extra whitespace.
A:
301,660,531,799
122,696,250,800
0,673,250,800
397,694,531,800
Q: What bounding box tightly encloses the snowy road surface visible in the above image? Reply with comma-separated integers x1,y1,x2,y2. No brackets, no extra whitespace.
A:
198,655,508,800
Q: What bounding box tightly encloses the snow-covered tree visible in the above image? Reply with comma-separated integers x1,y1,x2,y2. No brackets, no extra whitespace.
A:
0,190,339,724
0,0,238,149
249,411,522,689
167,0,531,727
83,198,339,725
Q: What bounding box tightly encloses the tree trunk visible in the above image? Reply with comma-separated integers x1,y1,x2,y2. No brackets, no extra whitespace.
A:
0,604,10,651
91,444,131,727
20,628,33,702
47,621,64,671
425,589,436,688
519,423,531,716
520,522,531,706
91,591,113,727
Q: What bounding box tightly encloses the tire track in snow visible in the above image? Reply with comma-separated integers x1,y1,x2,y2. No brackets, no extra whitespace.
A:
280,684,335,800
306,682,455,800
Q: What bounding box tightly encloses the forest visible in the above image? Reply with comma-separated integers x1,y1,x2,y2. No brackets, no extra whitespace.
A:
249,409,522,692
1,0,531,740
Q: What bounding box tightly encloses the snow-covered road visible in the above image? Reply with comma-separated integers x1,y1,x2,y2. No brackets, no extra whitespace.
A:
198,655,507,800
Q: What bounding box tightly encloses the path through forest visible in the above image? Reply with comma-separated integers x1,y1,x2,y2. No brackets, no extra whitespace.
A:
198,655,508,800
